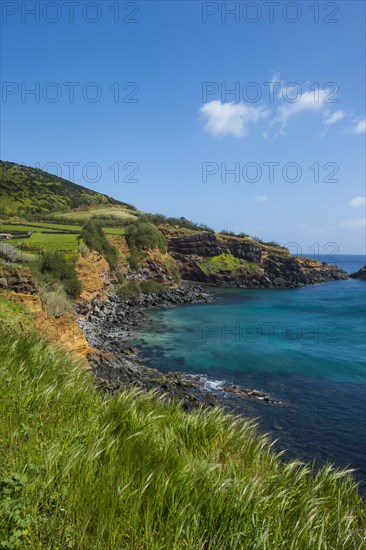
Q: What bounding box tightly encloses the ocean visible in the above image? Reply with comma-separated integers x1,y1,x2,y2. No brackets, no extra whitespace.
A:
134,255,366,488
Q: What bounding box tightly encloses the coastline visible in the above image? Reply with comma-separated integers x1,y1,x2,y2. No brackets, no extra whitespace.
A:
77,282,282,411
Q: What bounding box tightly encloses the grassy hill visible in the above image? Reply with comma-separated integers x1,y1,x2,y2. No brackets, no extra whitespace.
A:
0,161,134,218
0,327,365,548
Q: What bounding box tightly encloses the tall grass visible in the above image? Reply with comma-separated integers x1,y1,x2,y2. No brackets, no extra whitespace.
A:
38,282,73,317
0,333,365,549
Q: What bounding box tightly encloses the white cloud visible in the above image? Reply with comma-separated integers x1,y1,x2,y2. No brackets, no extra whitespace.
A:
275,89,328,131
339,218,366,231
348,118,366,134
252,195,268,202
200,100,268,138
268,73,281,96
346,196,366,208
323,110,345,125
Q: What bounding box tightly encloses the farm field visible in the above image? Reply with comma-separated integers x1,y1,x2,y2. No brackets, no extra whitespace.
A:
1,219,127,254
0,224,67,233
52,206,138,222
17,232,79,251
103,227,126,235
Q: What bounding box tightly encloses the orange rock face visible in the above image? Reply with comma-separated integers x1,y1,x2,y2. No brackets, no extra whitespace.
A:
36,311,89,358
76,251,110,303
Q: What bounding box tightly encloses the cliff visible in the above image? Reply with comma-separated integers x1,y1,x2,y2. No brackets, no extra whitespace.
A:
160,228,348,288
0,264,88,357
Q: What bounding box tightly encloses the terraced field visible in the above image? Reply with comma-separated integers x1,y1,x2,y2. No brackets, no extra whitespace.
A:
1,220,127,252
52,206,138,222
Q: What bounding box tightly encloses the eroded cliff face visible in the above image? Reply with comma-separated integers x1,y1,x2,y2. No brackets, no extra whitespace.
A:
159,228,348,288
0,266,38,294
76,251,111,303
0,264,89,357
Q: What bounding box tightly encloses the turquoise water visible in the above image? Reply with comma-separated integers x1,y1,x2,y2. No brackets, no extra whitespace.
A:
135,255,366,486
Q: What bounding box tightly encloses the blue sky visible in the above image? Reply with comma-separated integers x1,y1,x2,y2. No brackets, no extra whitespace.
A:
1,0,365,253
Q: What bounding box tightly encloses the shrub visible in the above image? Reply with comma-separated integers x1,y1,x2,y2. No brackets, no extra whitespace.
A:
140,213,215,233
128,250,147,271
0,243,23,263
221,229,236,236
63,277,82,299
40,251,70,278
116,280,167,298
19,240,42,252
38,283,73,317
115,281,141,299
126,222,167,253
264,240,281,247
39,251,82,299
80,219,118,270
78,241,90,258
139,280,166,294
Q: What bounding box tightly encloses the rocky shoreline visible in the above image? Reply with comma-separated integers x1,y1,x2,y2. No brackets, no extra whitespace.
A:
76,282,281,411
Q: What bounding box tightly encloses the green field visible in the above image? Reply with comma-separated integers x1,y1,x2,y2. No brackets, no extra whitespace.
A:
7,221,82,231
52,206,138,222
0,224,67,234
103,227,127,235
1,221,127,254
20,221,82,231
18,232,79,252
1,222,126,235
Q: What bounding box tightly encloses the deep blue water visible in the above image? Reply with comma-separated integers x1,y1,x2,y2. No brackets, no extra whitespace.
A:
135,255,366,487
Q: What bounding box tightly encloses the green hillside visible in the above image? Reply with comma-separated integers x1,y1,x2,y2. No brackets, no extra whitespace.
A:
0,329,365,548
0,161,133,218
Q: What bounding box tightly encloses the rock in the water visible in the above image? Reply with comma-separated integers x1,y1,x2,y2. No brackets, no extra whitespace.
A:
350,265,366,280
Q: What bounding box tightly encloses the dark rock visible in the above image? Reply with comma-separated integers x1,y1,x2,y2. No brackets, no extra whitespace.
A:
76,305,90,315
350,265,366,280
0,267,37,294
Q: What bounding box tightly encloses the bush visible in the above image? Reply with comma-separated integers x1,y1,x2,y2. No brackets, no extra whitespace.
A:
264,241,281,247
128,250,147,271
221,229,236,236
78,241,90,259
139,280,166,294
140,213,215,233
63,277,82,299
40,251,69,278
115,281,141,299
39,251,82,299
126,222,167,253
80,219,118,270
0,243,23,263
38,283,73,317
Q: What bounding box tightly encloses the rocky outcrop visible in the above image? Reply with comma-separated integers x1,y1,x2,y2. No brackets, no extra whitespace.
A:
165,231,263,262
36,310,89,357
160,229,348,288
166,231,225,257
0,266,37,294
350,265,366,280
76,251,112,303
0,265,88,356
263,255,348,288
